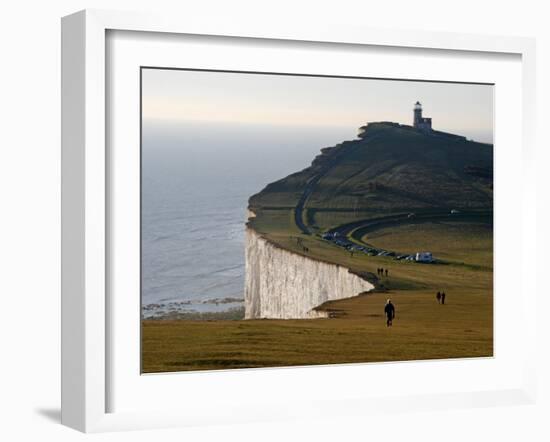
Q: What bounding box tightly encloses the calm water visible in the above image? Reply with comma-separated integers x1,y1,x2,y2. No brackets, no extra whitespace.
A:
141,120,354,317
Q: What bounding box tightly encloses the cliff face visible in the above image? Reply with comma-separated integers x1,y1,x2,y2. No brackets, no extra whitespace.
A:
244,227,375,319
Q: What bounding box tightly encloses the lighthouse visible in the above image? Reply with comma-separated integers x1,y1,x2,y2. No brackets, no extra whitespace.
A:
413,101,432,132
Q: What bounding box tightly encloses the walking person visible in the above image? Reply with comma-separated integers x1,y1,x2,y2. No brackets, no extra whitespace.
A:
384,299,395,327
385,269,388,277
441,292,446,305
436,291,441,304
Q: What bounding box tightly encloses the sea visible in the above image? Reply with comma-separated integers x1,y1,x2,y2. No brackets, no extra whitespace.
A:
141,120,354,318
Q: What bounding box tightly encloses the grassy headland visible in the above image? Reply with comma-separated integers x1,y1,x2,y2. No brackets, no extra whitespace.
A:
142,122,493,373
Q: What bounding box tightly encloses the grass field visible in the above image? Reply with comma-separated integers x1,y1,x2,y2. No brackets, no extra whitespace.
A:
142,219,493,373
142,123,493,373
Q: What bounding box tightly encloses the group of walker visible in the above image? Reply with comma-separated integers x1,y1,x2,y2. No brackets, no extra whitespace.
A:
377,267,388,277
384,291,448,328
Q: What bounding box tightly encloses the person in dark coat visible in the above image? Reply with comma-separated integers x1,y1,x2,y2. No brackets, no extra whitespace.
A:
385,269,388,277
441,292,446,304
384,299,395,327
436,291,441,304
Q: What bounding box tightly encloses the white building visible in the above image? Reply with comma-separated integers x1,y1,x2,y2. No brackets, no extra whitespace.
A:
415,251,434,263
413,101,432,132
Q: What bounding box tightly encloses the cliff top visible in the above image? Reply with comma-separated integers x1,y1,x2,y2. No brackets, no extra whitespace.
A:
246,121,493,289
249,122,493,214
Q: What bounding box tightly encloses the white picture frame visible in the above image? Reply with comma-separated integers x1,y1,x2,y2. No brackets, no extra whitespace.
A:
61,9,537,433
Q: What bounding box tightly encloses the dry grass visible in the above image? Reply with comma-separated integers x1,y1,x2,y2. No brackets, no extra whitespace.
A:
142,220,492,373
142,290,492,373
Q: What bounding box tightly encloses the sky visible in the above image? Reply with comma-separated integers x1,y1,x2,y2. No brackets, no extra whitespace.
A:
142,68,494,143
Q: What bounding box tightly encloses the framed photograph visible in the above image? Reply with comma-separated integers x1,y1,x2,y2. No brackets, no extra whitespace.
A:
61,9,537,432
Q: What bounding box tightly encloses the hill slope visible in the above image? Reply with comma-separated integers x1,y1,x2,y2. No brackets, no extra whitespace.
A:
249,122,493,214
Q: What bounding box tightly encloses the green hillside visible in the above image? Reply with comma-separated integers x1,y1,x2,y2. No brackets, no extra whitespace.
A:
247,122,493,288
250,122,492,212
249,122,492,246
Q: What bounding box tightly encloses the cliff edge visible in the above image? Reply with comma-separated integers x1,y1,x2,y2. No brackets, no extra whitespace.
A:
244,226,374,319
244,122,493,319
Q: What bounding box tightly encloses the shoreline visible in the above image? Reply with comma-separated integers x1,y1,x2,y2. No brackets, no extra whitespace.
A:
143,306,245,321
142,297,245,320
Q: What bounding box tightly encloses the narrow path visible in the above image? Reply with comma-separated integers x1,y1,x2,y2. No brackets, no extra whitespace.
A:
294,133,379,234
323,210,492,258
329,211,492,239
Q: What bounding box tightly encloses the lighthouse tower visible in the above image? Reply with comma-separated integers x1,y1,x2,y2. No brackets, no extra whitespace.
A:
413,101,423,126
413,101,432,132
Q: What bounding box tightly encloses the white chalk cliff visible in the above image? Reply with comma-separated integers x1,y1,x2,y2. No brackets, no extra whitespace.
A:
244,223,375,319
